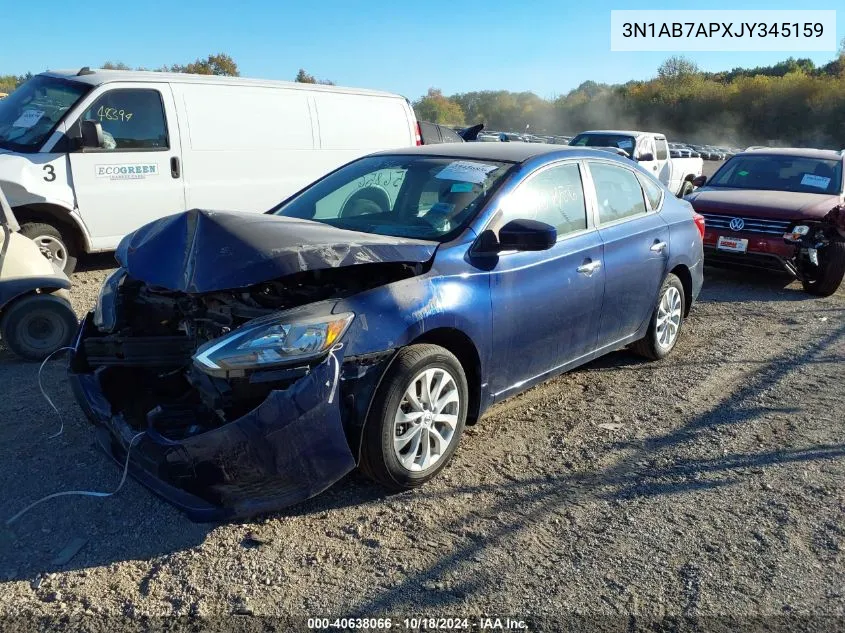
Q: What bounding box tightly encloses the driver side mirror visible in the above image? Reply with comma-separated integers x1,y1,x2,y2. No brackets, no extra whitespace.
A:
692,175,707,188
498,219,557,252
636,152,654,162
81,119,104,149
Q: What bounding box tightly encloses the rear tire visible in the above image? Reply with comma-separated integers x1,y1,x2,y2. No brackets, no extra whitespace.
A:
18,222,78,275
678,180,694,198
359,344,468,491
1,294,79,361
630,273,685,361
801,241,845,297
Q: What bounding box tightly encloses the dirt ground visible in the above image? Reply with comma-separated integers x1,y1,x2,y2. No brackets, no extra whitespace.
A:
0,250,842,630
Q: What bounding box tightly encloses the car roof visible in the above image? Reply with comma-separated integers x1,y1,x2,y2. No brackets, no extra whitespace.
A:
741,147,844,161
39,69,400,98
370,142,603,163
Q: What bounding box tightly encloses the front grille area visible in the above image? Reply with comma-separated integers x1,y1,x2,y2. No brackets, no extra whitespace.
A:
703,247,790,272
701,213,792,235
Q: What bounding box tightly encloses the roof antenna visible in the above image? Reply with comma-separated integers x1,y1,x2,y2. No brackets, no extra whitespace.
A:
77,66,94,76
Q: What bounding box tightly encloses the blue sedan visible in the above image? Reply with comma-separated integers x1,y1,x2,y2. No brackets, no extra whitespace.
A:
70,144,704,520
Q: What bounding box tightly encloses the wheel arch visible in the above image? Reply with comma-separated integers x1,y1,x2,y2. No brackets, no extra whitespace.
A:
410,327,482,425
669,264,693,316
12,203,91,253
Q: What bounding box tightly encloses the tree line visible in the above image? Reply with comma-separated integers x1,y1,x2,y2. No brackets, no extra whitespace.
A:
4,47,844,146
0,54,333,94
414,46,845,147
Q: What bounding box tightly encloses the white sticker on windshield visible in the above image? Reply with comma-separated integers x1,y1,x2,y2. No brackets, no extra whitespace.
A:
436,161,498,184
12,109,45,128
800,173,831,189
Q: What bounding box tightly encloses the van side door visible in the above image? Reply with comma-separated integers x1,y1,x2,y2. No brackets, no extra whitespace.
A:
66,83,185,250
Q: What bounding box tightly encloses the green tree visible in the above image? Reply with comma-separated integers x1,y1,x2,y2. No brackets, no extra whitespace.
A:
295,69,316,83
657,56,700,80
102,61,131,70
413,88,465,125
295,69,335,85
170,53,239,76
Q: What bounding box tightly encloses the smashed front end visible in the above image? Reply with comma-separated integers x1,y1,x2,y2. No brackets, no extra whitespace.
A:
68,209,435,520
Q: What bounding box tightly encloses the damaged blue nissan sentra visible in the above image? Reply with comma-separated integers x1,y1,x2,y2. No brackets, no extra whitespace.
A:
69,144,704,521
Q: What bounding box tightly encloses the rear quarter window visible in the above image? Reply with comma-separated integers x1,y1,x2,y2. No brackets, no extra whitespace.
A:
637,174,664,211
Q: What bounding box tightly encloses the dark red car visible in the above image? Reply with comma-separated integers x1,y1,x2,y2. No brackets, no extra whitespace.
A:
686,148,845,295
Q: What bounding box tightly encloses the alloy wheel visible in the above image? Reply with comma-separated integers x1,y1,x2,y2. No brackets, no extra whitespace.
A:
656,286,682,349
392,367,460,473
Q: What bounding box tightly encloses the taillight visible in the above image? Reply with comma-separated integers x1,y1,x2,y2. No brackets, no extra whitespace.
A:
693,212,705,238
415,122,422,146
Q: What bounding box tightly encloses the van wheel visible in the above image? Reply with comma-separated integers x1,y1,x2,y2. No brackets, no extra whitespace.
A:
802,241,845,297
19,222,78,274
630,273,685,361
0,294,79,361
678,181,694,198
359,344,468,491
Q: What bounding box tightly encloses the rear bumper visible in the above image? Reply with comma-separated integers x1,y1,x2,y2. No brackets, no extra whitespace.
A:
68,313,358,522
703,229,796,273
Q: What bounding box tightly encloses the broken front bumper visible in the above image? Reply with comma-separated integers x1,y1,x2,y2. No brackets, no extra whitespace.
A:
68,314,358,522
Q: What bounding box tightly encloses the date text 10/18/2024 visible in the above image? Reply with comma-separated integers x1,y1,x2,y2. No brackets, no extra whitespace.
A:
307,617,529,630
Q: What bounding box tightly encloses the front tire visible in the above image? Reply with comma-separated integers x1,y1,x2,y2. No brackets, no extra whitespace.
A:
1,294,79,361
359,344,468,491
630,273,685,361
19,222,78,275
801,241,845,297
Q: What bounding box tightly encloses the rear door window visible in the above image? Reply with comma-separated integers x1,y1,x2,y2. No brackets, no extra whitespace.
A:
655,138,669,161
637,174,664,211
588,162,647,223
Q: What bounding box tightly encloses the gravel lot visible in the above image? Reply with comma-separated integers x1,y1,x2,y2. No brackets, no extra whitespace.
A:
1,202,843,629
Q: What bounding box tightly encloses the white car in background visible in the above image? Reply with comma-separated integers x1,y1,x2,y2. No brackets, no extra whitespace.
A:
0,69,420,272
570,130,704,197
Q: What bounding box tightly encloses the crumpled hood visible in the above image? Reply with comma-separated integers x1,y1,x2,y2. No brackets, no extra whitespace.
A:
116,209,438,293
687,187,843,220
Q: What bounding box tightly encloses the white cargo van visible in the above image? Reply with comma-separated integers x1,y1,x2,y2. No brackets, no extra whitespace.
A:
0,69,420,272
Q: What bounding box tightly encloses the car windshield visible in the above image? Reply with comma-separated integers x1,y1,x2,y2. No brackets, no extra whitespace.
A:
0,76,90,152
271,155,512,240
709,154,843,195
570,134,635,155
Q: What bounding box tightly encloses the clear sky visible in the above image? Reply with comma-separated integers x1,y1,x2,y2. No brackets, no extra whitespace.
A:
1,0,842,100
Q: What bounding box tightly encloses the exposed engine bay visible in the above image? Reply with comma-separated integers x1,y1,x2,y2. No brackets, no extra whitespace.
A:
68,207,441,519
77,262,419,442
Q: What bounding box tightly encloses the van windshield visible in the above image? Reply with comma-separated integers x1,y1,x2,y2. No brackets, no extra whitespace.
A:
0,76,90,152
271,155,511,241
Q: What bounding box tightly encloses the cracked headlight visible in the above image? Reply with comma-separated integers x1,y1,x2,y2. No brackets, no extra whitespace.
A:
193,312,354,376
93,268,127,331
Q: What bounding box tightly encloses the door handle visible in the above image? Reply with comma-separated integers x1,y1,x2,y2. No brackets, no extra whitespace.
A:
650,241,667,252
170,156,181,179
577,259,602,275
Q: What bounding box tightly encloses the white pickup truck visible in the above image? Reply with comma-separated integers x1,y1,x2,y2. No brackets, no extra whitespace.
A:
569,130,704,197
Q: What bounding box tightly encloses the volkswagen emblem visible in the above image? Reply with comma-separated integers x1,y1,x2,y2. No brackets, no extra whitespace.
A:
729,217,745,231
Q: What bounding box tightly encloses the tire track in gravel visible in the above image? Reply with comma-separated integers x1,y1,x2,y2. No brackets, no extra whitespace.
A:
0,265,842,625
